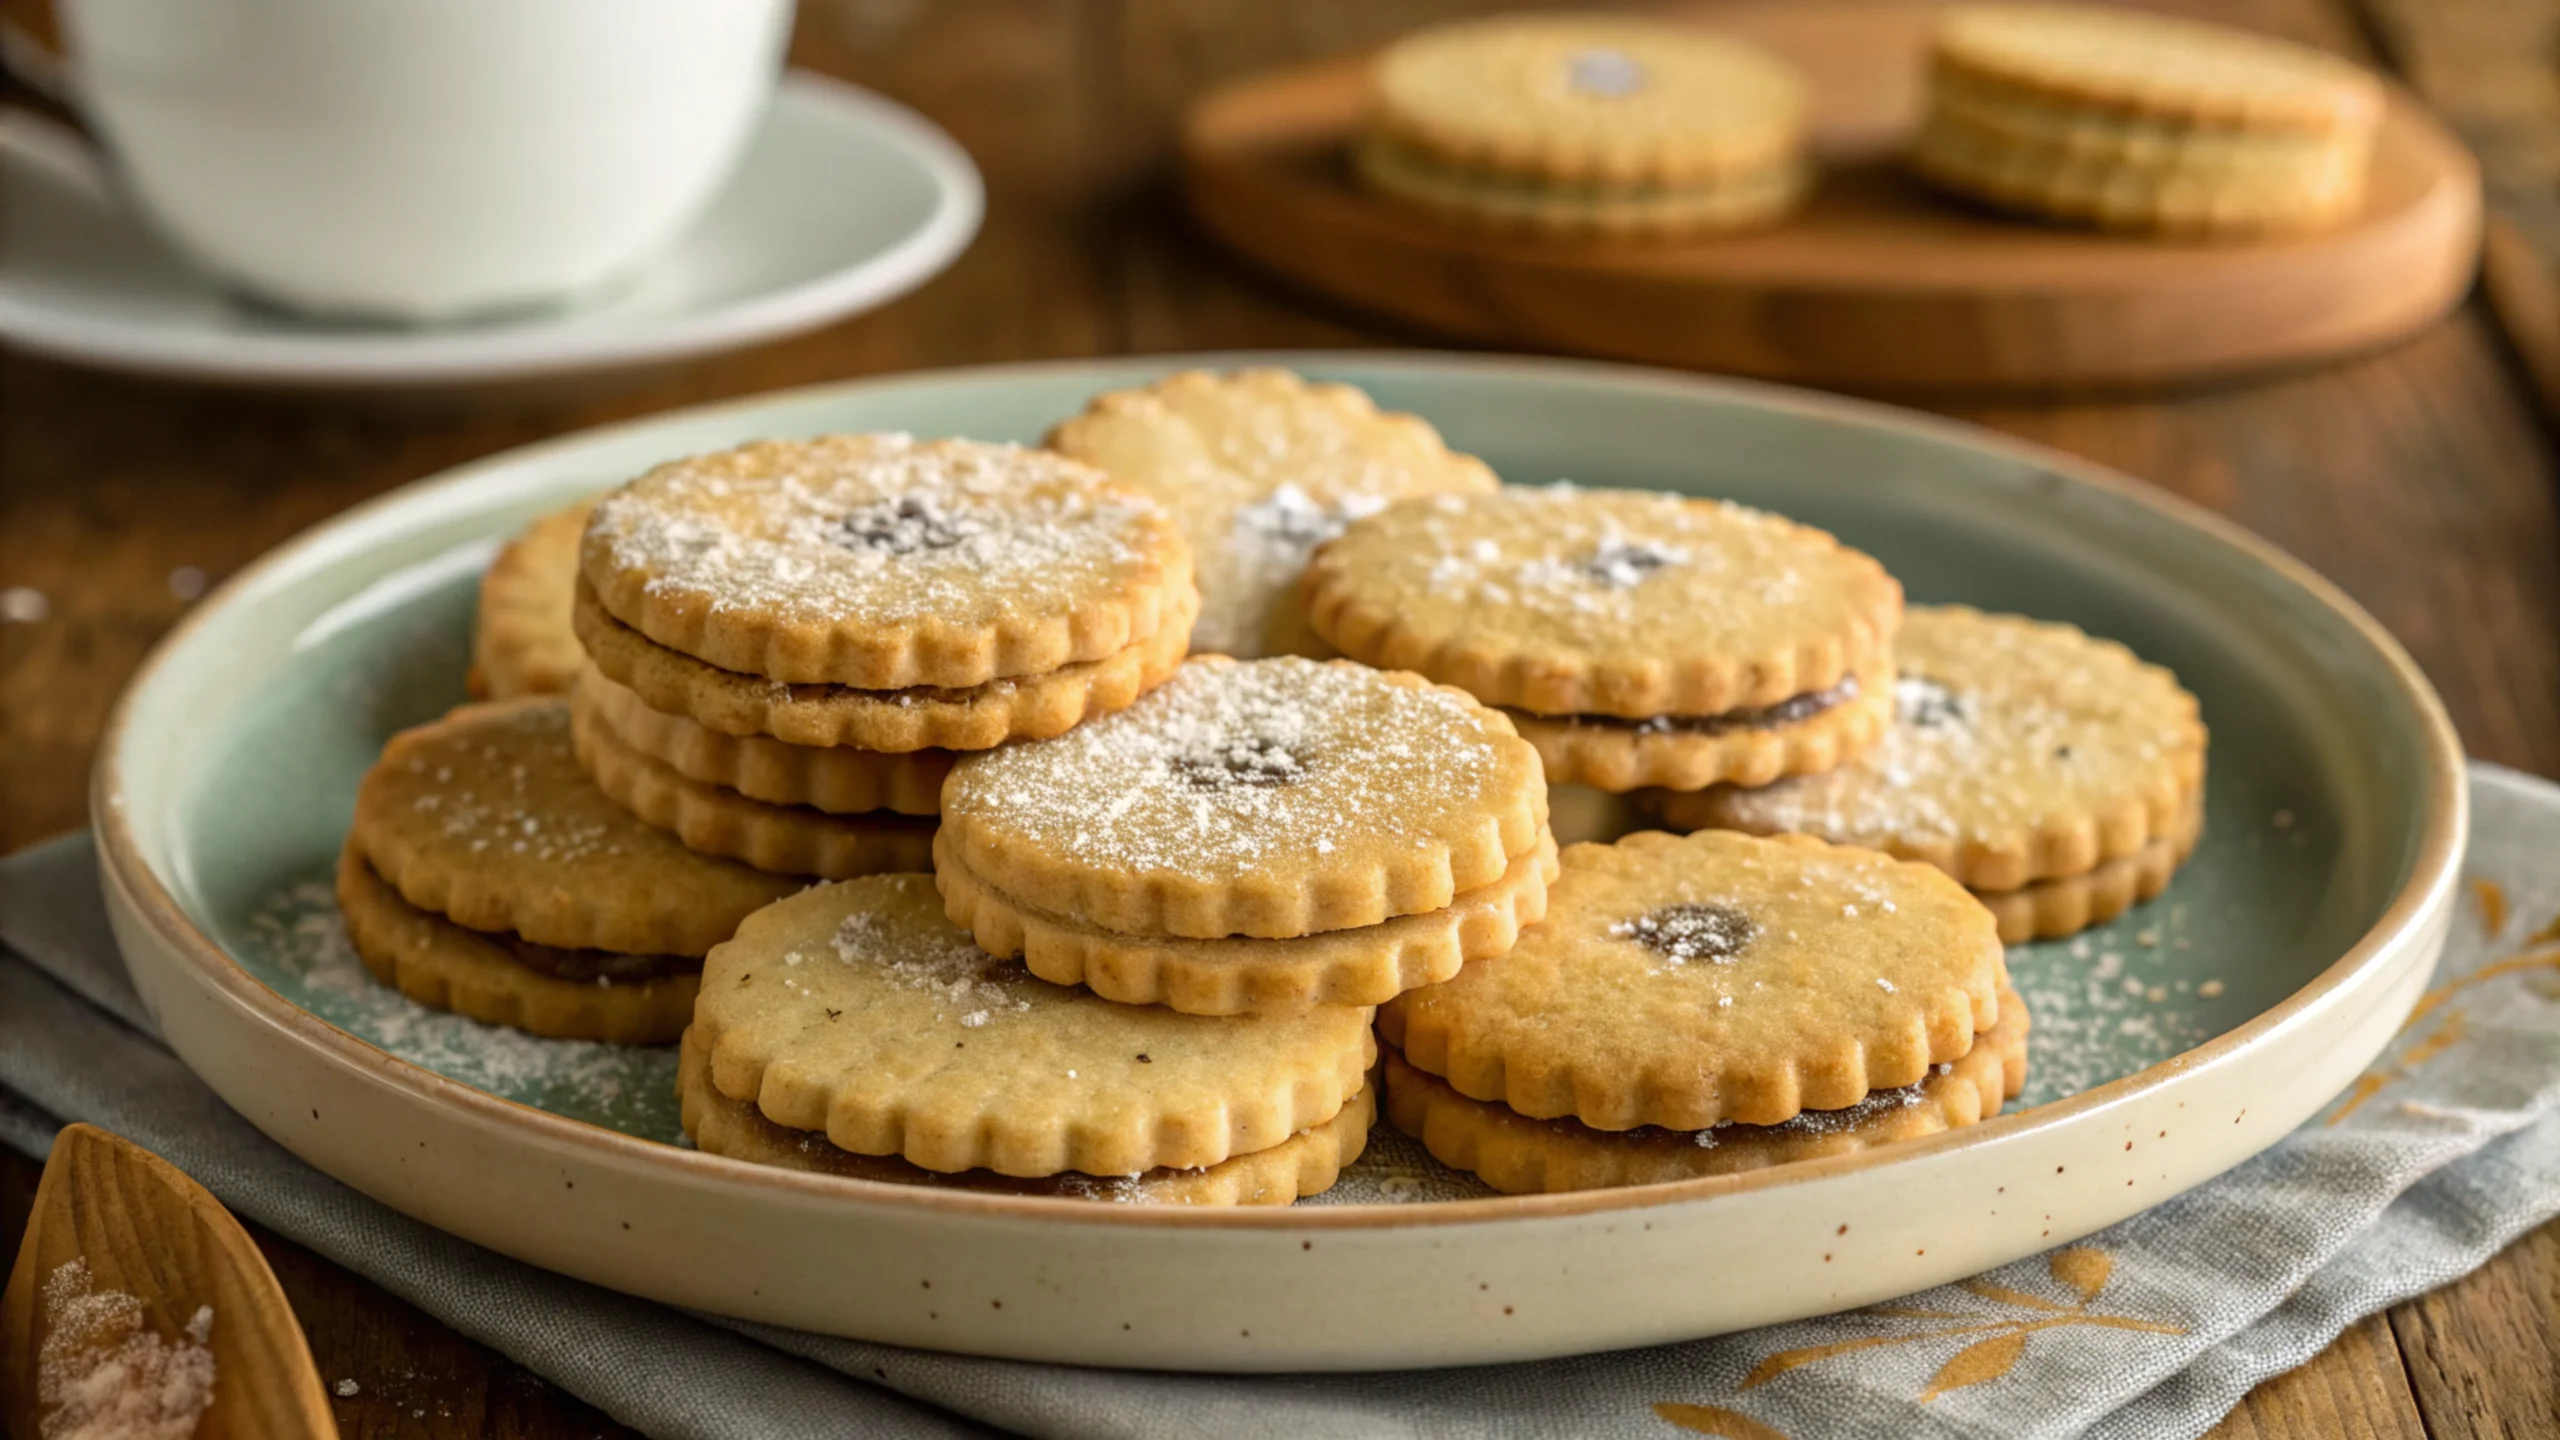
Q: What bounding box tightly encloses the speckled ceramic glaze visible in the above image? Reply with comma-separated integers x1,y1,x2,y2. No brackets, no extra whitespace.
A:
95,354,2464,1370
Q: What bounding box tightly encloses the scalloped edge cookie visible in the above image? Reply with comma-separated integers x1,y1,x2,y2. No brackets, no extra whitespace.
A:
680,1029,1374,1204
1041,368,1502,660
1931,5,2383,135
1509,662,1893,792
575,578,1197,751
1302,487,1904,719
1370,14,1809,187
471,499,595,701
1379,829,2006,1130
573,665,951,815
581,435,1195,689
1381,988,2026,1194
350,697,806,956
937,828,1559,1015
1653,606,2207,892
1911,110,2366,235
1980,793,2203,943
937,657,1551,940
574,702,935,880
1354,134,1807,239
694,875,1378,1176
336,842,698,1044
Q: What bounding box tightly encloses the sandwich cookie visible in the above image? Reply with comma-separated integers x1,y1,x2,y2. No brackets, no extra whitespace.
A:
1045,369,1498,659
1656,605,2206,940
937,655,1551,944
1382,990,2027,1194
1302,485,1901,789
1357,14,1813,239
341,697,803,1042
1380,828,2008,1131
689,874,1377,1178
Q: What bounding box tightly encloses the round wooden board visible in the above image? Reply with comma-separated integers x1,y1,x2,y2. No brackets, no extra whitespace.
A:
1179,0,2482,393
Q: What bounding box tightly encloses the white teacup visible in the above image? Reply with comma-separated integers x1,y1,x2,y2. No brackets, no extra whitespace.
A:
57,0,794,322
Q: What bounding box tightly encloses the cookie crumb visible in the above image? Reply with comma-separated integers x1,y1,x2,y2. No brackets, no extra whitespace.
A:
336,1379,362,1398
2198,979,2225,998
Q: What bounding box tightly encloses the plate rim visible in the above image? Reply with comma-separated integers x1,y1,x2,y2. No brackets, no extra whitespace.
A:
92,348,2469,1231
0,70,986,386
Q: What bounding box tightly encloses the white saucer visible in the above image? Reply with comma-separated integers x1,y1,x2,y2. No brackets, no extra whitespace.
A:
0,71,982,388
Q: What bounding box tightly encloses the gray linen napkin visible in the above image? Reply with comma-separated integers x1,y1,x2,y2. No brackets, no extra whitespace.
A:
4,764,2557,1440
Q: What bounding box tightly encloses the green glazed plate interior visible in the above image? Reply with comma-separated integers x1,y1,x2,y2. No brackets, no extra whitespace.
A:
129,356,2432,1199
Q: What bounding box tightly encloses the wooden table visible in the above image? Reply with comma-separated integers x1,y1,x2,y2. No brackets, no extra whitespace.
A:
4,0,2557,1434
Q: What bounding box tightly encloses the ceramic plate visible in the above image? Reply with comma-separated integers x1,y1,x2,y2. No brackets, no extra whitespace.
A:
95,354,2463,1370
0,72,982,388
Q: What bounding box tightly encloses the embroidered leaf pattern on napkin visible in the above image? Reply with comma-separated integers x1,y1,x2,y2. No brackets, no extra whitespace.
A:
1727,1248,2183,1407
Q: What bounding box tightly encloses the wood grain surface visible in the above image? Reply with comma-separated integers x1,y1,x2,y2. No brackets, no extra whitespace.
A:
3,0,2556,1435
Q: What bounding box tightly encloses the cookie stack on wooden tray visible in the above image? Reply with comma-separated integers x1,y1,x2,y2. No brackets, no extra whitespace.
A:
1351,13,1813,241
563,433,1198,879
1911,3,2385,236
1379,827,2030,1194
1654,606,2208,944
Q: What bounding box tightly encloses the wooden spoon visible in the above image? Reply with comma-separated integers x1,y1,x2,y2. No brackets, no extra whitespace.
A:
2,1124,336,1439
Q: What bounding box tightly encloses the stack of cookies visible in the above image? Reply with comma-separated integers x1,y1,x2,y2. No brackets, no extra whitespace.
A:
937,655,1556,1016
564,434,1199,880
679,654,1551,1205
337,698,804,1044
1301,485,1903,795
1911,4,2385,236
1046,369,1499,660
1380,828,2028,1193
1352,14,1812,241
678,874,1381,1204
1656,606,2207,943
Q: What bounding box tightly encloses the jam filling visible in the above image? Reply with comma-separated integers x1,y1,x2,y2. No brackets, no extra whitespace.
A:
1581,538,1681,588
493,932,699,984
1895,675,1970,729
1579,673,1861,736
1613,903,1759,964
833,494,981,555
1169,736,1310,791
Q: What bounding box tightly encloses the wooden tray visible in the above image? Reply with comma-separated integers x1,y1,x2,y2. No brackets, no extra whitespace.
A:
1180,0,2483,392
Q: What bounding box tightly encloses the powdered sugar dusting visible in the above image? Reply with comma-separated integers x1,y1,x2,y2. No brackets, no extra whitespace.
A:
1704,608,2197,842
398,704,625,865
1610,903,1759,964
590,435,1168,629
1346,485,1855,633
948,658,1509,877
816,893,1033,1025
2008,901,2217,1104
35,1258,217,1440
1216,485,1392,653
